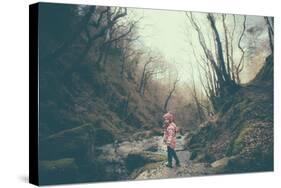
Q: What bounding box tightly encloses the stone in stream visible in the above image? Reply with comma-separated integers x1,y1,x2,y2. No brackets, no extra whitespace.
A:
210,156,237,169
125,151,166,173
145,144,158,152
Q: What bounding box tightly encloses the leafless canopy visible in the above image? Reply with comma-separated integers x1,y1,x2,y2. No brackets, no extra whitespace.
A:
186,13,247,110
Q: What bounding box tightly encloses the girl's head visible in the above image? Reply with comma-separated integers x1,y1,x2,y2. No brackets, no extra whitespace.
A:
163,112,175,123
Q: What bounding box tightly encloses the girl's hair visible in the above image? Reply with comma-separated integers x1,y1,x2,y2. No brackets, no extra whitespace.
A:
163,112,175,122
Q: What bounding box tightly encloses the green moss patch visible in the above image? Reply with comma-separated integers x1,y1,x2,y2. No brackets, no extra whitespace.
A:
232,126,254,155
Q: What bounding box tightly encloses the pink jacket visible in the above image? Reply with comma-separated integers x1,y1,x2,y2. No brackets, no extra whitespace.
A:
163,122,177,149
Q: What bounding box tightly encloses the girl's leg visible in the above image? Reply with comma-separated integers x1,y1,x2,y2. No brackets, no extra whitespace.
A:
171,148,180,165
167,146,173,167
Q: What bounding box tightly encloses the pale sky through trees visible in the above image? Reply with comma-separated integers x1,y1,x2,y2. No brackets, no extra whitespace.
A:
127,7,270,87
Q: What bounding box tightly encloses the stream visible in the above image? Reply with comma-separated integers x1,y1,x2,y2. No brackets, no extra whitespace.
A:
96,132,210,180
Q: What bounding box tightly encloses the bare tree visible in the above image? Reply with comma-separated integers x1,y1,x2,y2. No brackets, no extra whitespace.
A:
163,71,179,112
264,17,274,54
138,55,154,94
43,6,97,63
138,51,166,96
82,7,129,68
235,16,247,84
118,25,141,78
186,13,247,110
188,54,207,123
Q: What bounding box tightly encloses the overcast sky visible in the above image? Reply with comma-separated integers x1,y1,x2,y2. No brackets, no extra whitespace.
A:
127,7,269,86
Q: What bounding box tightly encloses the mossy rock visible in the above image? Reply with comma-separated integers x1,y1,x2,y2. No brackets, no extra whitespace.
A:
40,124,93,160
226,122,273,172
145,144,158,152
211,156,233,168
40,122,115,160
94,128,115,146
125,151,166,173
222,151,273,173
189,151,197,160
39,158,79,185
39,158,78,171
194,152,215,163
187,123,218,150
130,161,163,179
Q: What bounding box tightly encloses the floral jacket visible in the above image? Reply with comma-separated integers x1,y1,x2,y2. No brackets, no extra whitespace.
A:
163,122,178,149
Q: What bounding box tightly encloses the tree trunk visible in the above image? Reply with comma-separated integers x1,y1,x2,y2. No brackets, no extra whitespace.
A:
163,79,178,112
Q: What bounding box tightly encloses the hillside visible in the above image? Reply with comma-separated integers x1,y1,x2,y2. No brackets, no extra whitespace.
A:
37,4,166,185
186,54,273,173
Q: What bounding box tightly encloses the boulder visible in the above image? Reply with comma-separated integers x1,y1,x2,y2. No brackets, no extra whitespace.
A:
125,151,166,173
39,158,79,185
211,157,231,168
145,144,158,152
40,123,114,160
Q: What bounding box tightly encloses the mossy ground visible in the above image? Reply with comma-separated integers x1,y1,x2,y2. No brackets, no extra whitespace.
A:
231,126,254,155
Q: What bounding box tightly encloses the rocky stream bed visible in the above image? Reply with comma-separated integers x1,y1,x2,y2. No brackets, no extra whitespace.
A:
96,132,214,180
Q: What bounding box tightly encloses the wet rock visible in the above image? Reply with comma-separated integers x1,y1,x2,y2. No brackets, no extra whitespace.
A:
146,144,158,152
40,123,115,160
39,158,79,185
125,151,166,173
211,157,232,168
194,153,205,162
190,151,197,160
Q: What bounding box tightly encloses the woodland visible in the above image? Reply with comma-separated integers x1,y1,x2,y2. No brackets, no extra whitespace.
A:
37,3,273,185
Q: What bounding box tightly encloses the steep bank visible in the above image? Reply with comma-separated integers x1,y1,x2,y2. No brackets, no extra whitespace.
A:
37,5,165,185
186,54,273,173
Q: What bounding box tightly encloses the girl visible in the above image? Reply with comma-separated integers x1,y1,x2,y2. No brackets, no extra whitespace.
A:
163,112,180,168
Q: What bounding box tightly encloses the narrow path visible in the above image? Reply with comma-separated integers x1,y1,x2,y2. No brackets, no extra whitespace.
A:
135,134,209,180
135,161,209,180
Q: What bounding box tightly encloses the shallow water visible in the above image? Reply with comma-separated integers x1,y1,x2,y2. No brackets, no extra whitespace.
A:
97,133,190,161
